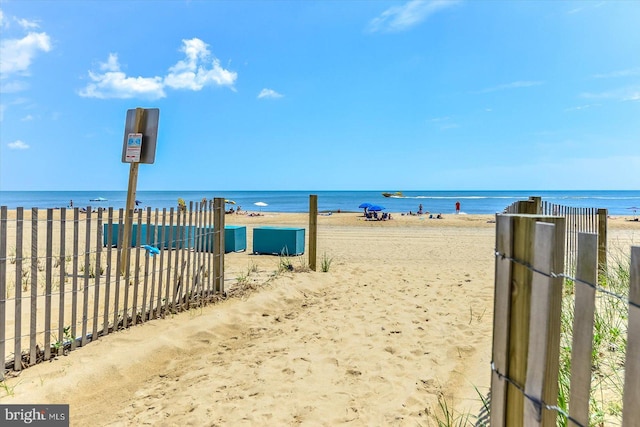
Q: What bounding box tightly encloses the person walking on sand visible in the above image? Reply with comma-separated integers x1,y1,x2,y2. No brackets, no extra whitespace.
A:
455,201,460,214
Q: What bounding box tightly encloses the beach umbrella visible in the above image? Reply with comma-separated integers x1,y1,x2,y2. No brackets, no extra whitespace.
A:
254,201,268,212
358,202,373,209
135,199,141,206
368,205,385,212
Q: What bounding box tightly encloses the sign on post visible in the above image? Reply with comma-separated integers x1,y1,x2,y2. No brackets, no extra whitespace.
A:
125,133,143,163
121,108,159,164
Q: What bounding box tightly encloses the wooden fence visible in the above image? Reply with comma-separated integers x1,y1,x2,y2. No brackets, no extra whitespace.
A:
503,196,608,274
0,199,226,380
490,214,639,426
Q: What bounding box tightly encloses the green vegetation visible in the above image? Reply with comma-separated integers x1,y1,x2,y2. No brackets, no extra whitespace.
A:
321,251,333,272
556,246,630,426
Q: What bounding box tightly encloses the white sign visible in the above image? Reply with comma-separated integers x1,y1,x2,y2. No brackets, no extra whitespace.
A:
125,133,142,163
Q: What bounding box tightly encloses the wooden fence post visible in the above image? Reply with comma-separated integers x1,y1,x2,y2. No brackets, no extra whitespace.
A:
121,107,145,273
309,195,318,271
213,198,225,294
529,196,542,214
492,214,565,426
597,208,608,274
622,246,640,426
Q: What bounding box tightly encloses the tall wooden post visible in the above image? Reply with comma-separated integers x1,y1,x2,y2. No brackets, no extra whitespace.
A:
491,214,565,426
309,195,318,271
597,208,608,274
121,107,145,273
213,198,225,293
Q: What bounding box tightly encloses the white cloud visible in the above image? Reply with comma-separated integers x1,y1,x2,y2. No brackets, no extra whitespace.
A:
8,140,29,150
16,18,40,30
476,80,544,93
79,53,166,100
0,31,51,77
21,114,34,121
564,104,600,112
0,104,5,122
368,0,460,33
0,10,4,28
592,67,640,79
165,38,237,90
0,80,28,93
80,38,236,100
257,88,283,99
581,86,640,102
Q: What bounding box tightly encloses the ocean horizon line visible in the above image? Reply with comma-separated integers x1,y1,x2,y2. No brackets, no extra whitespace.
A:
1,190,639,216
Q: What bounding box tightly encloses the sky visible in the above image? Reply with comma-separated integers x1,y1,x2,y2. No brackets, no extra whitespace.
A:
1,0,639,192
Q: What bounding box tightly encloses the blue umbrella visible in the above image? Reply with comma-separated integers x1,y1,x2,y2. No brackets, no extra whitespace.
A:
368,205,385,212
359,202,373,209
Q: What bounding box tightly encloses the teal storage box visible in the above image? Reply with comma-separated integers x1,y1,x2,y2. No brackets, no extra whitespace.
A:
224,225,247,253
103,224,155,247
198,226,246,253
253,227,305,256
158,225,195,249
103,224,194,248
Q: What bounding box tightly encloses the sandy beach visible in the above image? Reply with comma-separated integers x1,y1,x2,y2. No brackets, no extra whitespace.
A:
1,211,637,426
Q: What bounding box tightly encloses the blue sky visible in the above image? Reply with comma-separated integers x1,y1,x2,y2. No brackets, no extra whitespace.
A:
1,0,639,191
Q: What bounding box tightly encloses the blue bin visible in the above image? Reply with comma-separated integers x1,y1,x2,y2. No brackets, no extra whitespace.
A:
225,225,247,253
198,226,247,253
253,227,305,256
103,224,155,247
157,225,195,249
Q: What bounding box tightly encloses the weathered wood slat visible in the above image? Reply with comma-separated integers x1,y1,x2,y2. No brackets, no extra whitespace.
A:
92,209,102,340
164,209,174,315
113,209,123,330
103,208,113,336
29,208,38,366
622,246,640,426
569,233,597,426
207,202,213,296
14,208,24,370
141,208,151,323
490,214,513,427
132,209,143,325
71,209,79,350
157,208,167,318
44,209,53,361
0,206,7,379
148,209,158,320
524,221,556,426
58,208,66,356
81,208,91,346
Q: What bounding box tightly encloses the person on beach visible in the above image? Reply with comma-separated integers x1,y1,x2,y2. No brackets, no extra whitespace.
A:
455,201,460,214
69,200,73,208
418,204,423,215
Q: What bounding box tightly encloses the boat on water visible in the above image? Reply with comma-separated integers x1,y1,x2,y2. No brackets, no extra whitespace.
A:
89,197,108,202
382,192,404,198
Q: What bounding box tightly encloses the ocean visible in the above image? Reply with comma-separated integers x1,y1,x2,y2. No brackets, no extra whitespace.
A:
1,190,639,216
